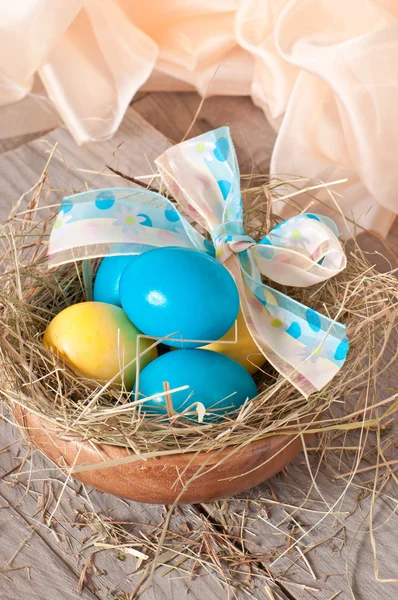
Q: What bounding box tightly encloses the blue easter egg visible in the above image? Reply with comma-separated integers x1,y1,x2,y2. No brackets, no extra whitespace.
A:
119,247,240,348
94,255,136,307
133,349,257,419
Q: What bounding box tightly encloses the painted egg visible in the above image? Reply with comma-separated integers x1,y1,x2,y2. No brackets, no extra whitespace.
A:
94,255,136,306
133,349,257,419
43,302,157,390
119,247,240,348
203,311,266,375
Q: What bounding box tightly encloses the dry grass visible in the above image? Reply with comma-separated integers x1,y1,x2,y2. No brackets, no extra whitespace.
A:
0,168,396,461
0,150,397,598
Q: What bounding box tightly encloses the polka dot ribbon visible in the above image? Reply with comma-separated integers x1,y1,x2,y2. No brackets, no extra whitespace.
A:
48,126,349,397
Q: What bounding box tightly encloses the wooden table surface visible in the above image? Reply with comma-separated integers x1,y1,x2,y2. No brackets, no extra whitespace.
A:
0,93,397,600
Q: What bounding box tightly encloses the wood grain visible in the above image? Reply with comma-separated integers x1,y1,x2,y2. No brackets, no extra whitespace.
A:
0,416,237,600
14,405,309,505
133,92,277,173
0,130,54,155
0,106,277,600
0,109,170,222
0,494,101,600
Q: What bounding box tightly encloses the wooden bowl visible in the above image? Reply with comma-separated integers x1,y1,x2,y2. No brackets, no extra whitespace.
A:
14,405,306,504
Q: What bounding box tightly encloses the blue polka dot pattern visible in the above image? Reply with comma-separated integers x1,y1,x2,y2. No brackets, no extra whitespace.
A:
62,199,74,213
217,180,231,200
258,236,275,259
306,308,321,332
334,338,349,361
48,127,349,392
164,209,180,222
214,137,229,161
254,286,267,305
137,213,152,227
286,322,301,339
95,190,115,210
260,236,272,245
204,238,215,255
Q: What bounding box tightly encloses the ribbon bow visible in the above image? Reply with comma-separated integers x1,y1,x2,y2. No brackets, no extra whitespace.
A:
49,127,349,397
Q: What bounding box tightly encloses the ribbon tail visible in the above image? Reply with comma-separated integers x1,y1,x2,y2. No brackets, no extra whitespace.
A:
47,187,213,268
227,254,349,397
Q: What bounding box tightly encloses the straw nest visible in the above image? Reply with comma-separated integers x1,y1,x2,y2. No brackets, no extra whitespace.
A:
0,173,397,459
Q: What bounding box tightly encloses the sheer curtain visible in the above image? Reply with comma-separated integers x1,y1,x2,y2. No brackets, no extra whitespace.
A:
0,0,396,236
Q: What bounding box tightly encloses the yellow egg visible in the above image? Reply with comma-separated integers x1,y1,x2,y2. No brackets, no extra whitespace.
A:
203,311,266,375
43,302,157,390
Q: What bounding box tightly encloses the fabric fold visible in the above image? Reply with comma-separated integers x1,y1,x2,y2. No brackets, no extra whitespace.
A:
0,0,396,235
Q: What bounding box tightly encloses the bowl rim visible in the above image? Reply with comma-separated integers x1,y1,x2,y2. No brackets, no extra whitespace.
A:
14,404,309,504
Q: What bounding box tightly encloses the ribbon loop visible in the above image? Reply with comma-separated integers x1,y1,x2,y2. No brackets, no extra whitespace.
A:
253,213,347,287
48,127,349,397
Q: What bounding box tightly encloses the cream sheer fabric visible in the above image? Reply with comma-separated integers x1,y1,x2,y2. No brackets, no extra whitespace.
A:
0,0,397,236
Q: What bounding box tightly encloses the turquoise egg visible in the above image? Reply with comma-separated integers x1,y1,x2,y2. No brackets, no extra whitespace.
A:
119,247,240,348
94,255,136,306
133,349,257,419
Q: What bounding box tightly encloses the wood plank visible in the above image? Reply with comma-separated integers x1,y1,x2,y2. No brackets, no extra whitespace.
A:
0,112,173,599
0,417,231,600
203,443,398,600
0,108,274,600
0,131,53,155
202,307,397,599
1,414,281,600
133,92,277,174
0,109,170,220
132,92,398,599
0,446,100,600
0,111,197,600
